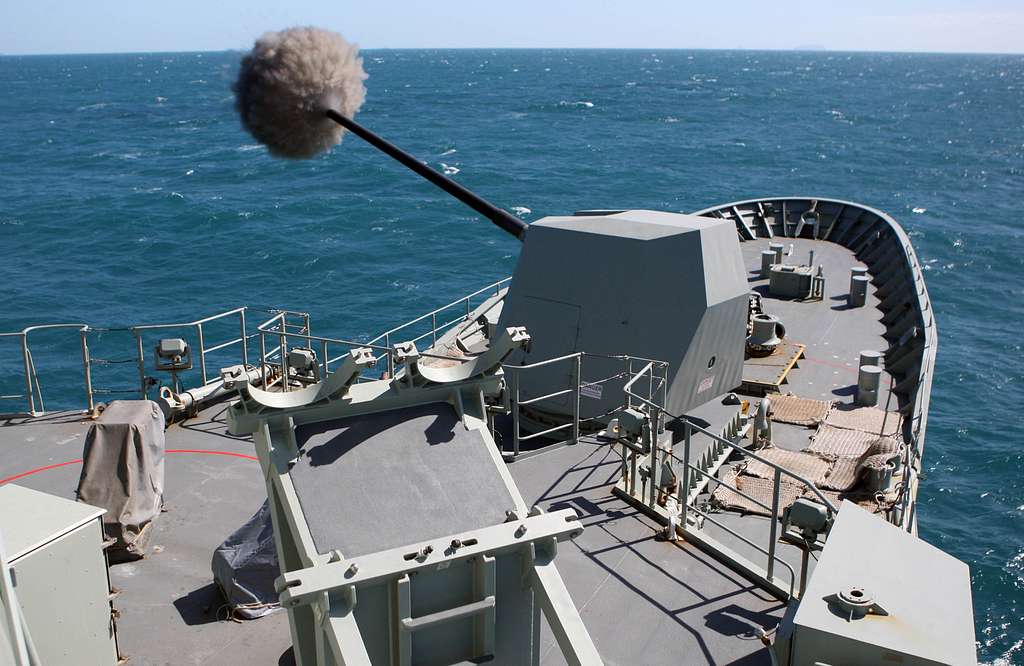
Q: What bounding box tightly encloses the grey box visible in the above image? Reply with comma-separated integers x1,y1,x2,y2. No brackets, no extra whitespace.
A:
785,501,976,666
768,264,814,298
0,485,119,665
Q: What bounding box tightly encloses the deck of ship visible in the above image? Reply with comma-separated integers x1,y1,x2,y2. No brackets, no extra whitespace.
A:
0,214,922,665
0,403,786,665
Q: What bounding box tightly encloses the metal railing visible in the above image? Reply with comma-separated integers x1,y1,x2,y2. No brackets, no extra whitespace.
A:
0,306,311,417
0,278,509,417
504,353,582,457
256,316,391,390
0,324,92,416
622,361,835,597
502,353,669,459
366,278,510,375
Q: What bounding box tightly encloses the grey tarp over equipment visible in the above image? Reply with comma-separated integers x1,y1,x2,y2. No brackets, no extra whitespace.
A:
76,400,165,560
211,500,281,619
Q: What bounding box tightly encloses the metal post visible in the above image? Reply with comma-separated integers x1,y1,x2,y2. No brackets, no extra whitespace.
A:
680,420,691,528
799,548,810,597
135,331,146,399
240,309,249,368
303,313,311,335
571,355,581,445
431,312,437,347
196,324,208,385
625,358,633,409
321,339,329,376
20,335,35,415
386,333,393,378
80,328,94,413
512,371,521,458
767,468,782,582
280,330,289,392
259,332,267,387
649,429,659,508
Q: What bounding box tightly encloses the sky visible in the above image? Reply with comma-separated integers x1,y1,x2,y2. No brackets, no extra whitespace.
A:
1,0,1022,55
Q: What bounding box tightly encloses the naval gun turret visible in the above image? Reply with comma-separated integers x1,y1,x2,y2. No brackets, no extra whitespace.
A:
499,209,749,424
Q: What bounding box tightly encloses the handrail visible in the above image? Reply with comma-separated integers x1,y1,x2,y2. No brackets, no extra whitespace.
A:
620,360,834,596
501,352,669,460
0,306,310,416
0,323,92,416
366,278,510,348
623,362,838,514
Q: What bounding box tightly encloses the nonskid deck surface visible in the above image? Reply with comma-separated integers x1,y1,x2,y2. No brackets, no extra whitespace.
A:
0,237,900,665
0,407,294,665
679,236,897,586
0,405,783,665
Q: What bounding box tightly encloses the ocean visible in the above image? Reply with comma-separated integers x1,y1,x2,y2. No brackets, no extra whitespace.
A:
1,48,1022,663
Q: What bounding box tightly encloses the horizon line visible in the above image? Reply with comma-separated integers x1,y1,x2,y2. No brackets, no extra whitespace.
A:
1,45,1022,58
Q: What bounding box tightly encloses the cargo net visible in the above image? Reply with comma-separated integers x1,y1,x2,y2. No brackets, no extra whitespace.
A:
824,404,901,437
767,394,834,427
710,402,905,518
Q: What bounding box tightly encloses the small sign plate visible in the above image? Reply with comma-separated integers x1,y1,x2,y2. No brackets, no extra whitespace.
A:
580,383,603,399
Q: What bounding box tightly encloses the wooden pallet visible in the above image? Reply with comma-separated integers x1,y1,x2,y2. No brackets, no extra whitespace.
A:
740,341,806,395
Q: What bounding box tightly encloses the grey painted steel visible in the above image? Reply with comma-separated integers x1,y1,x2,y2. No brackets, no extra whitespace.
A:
850,274,870,307
860,349,882,367
499,210,748,423
0,194,951,665
782,501,976,665
850,265,869,292
0,485,118,665
289,403,516,558
230,322,601,664
693,197,939,534
760,250,775,277
857,365,882,406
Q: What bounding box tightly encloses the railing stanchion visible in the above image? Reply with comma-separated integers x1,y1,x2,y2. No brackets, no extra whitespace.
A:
571,355,581,445
240,309,249,368
279,329,289,392
80,329,94,413
431,313,437,347
321,339,329,376
259,332,267,387
512,371,521,458
134,331,146,399
196,324,207,386
386,334,393,378
767,468,782,582
20,335,35,415
681,420,691,527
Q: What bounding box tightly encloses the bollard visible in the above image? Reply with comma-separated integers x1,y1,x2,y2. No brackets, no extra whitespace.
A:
770,242,785,264
857,364,882,406
760,250,775,277
859,350,882,368
850,266,868,293
850,275,869,308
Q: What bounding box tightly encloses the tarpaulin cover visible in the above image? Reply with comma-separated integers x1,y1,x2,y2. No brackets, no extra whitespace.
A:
211,500,281,620
76,400,165,559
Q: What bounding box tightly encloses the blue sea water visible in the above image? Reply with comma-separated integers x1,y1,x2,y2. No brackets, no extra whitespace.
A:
1,48,1022,662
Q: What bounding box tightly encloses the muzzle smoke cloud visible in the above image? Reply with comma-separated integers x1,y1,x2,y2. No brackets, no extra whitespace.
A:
234,27,367,159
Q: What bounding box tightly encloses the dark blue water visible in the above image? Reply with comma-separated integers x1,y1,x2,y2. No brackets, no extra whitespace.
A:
1,49,1022,662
